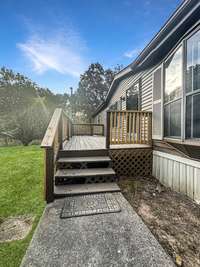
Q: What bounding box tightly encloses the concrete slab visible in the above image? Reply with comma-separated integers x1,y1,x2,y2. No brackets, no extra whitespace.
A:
21,193,175,267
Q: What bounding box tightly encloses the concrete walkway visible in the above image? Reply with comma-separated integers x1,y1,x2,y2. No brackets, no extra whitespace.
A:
21,193,174,267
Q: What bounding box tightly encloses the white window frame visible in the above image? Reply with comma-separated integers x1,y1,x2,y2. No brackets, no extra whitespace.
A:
152,65,164,140
163,44,183,140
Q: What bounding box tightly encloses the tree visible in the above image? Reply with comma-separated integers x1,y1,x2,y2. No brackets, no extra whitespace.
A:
74,63,122,119
0,67,37,115
104,64,123,89
0,64,123,145
10,99,50,146
0,67,63,145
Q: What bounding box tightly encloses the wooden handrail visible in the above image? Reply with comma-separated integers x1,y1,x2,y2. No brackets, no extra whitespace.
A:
41,108,105,202
107,110,151,113
73,123,104,126
41,108,63,148
72,123,104,136
41,108,72,203
41,108,152,202
106,110,152,148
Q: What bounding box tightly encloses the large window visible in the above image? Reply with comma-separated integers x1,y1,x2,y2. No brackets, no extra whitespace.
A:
164,46,182,138
126,82,139,110
185,30,200,138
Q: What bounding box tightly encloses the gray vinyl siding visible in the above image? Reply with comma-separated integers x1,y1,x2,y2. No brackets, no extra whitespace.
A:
141,70,153,111
94,66,156,125
108,68,154,112
108,72,143,110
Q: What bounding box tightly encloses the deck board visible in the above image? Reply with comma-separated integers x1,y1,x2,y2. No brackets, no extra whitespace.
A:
63,136,151,151
54,183,120,196
55,168,115,177
63,136,106,150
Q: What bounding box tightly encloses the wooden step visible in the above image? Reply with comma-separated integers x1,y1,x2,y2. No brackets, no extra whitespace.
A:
57,156,111,164
58,149,109,158
54,182,121,197
55,168,115,178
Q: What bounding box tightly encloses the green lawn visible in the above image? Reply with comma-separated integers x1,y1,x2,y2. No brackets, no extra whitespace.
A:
0,145,45,267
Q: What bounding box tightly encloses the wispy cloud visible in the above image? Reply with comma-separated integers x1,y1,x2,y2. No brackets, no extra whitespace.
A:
17,28,88,77
123,48,141,59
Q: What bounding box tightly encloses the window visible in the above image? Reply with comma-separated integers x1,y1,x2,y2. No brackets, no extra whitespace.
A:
97,114,101,124
126,82,139,110
185,29,200,138
126,82,140,132
164,46,182,138
109,102,118,111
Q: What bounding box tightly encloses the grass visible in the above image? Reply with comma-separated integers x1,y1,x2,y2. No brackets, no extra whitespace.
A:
0,145,45,267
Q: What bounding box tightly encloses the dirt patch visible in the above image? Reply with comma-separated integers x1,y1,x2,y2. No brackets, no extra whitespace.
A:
0,215,34,243
119,177,200,267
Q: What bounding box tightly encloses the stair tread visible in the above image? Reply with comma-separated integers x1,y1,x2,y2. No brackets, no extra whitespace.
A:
54,182,120,196
55,168,115,178
57,156,111,163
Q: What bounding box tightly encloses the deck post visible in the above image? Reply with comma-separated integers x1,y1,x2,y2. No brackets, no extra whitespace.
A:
102,124,105,136
106,112,110,149
44,148,54,203
148,113,152,146
90,124,93,136
58,115,63,150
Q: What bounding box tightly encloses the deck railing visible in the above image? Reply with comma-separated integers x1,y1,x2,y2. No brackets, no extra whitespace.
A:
72,123,104,136
106,110,152,148
41,108,72,203
41,108,105,202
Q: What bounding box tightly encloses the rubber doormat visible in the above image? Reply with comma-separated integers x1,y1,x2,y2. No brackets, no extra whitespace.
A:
60,193,121,218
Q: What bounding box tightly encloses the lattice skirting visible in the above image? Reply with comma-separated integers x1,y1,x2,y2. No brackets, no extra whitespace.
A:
109,148,152,178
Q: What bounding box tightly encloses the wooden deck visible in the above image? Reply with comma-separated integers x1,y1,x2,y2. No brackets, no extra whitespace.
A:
41,108,152,203
63,136,151,151
63,136,106,150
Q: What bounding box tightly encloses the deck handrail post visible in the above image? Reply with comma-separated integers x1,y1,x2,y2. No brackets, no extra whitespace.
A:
102,124,105,136
44,148,54,203
149,113,152,146
106,111,110,149
58,115,63,150
66,119,69,140
90,124,93,136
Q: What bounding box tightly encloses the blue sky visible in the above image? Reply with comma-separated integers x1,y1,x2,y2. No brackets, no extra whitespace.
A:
0,0,182,94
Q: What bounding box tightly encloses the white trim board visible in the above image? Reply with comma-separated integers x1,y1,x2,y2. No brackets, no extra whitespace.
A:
153,150,200,203
153,150,200,169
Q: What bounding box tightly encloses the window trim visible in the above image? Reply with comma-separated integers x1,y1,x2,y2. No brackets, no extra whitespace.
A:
163,44,183,139
152,65,164,140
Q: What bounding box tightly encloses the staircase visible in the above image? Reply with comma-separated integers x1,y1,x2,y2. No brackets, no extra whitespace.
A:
54,149,120,197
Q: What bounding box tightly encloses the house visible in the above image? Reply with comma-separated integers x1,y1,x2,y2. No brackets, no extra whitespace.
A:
41,0,200,204
92,0,200,202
